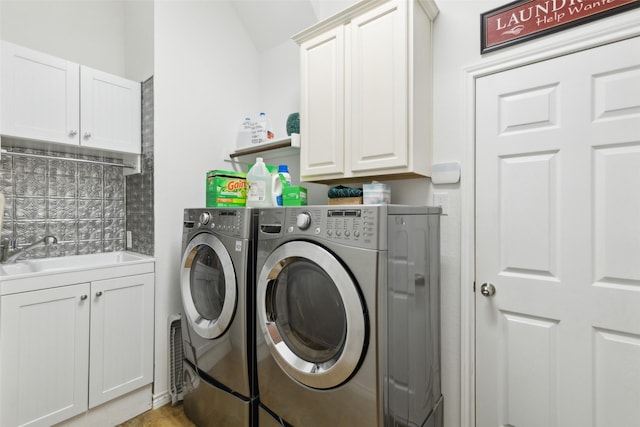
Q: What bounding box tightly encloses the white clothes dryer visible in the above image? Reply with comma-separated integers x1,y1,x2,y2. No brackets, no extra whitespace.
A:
255,205,443,427
180,207,258,426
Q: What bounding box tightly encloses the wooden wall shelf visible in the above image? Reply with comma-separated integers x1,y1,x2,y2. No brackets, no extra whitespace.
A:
230,135,300,158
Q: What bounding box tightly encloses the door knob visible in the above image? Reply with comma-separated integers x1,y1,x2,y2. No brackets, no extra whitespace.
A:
480,283,496,297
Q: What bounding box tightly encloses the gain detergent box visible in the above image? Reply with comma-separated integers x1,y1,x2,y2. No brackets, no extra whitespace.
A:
206,170,247,207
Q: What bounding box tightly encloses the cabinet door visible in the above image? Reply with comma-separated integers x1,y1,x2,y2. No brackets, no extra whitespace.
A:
0,283,90,427
350,0,409,172
80,66,141,154
300,26,345,178
89,273,154,408
0,41,80,145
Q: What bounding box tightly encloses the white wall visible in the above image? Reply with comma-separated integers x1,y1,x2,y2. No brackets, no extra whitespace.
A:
258,39,301,140
309,0,357,20
1,1,125,78
153,0,260,401
0,0,152,82
431,2,640,426
124,1,154,82
430,3,499,425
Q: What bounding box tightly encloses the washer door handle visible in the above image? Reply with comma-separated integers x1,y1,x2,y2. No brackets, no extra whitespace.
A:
265,279,277,322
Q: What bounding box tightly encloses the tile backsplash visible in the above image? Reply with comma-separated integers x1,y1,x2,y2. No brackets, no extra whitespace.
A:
125,76,154,256
0,150,126,258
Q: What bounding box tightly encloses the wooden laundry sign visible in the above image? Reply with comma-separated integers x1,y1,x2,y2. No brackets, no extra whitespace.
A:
481,0,640,53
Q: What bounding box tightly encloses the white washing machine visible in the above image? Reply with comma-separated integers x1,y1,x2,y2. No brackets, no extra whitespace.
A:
255,205,443,427
180,207,258,426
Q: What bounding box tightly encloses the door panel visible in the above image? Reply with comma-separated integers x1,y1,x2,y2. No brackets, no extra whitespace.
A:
476,36,640,427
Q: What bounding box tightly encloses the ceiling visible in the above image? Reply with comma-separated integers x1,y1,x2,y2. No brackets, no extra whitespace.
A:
230,0,356,52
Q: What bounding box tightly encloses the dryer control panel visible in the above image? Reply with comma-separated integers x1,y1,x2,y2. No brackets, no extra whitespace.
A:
283,205,386,250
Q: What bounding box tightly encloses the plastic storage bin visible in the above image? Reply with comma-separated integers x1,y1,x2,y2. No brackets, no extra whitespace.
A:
363,182,390,204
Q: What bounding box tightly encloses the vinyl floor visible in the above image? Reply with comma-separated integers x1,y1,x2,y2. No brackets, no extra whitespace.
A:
117,403,196,427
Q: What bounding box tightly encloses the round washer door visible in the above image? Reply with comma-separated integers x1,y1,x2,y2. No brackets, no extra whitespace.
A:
257,240,367,390
181,232,237,339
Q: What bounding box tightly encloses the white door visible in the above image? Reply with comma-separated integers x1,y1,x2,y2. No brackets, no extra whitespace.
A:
0,284,90,427
476,37,640,427
80,66,141,154
0,41,80,145
89,273,154,408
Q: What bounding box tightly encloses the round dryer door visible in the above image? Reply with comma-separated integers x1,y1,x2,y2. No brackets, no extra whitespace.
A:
181,232,237,339
257,241,367,390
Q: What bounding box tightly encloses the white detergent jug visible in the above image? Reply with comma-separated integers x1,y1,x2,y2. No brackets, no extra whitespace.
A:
246,157,273,207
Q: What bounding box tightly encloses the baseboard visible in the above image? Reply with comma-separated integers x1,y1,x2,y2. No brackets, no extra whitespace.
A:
152,390,172,409
56,385,152,427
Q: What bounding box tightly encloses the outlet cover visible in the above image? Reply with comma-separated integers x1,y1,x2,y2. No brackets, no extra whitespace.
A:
433,192,449,215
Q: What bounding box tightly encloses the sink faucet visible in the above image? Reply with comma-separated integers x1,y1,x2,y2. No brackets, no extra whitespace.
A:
1,236,58,264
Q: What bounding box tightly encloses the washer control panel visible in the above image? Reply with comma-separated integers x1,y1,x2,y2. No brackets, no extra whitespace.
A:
184,208,250,238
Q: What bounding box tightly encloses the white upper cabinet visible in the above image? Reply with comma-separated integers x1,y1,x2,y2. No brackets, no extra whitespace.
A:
299,26,345,177
1,41,80,145
294,0,438,183
1,41,141,155
80,66,141,154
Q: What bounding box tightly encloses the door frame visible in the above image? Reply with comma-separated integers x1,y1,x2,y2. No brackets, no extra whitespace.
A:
460,11,640,427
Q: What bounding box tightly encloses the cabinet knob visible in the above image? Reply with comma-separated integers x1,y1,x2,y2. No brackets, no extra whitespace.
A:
84,132,92,139
69,130,78,136
80,294,88,300
95,291,103,297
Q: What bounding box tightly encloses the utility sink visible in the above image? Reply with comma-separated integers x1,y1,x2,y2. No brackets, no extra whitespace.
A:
0,251,152,278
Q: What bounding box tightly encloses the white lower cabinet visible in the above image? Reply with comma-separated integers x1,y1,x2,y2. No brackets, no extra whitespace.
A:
89,274,154,409
0,283,90,427
0,273,154,427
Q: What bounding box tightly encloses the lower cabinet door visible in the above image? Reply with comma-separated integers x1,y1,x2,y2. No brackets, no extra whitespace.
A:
89,273,154,408
0,283,91,427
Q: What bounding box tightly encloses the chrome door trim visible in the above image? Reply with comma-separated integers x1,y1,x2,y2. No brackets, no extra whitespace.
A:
257,240,366,389
181,232,237,339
